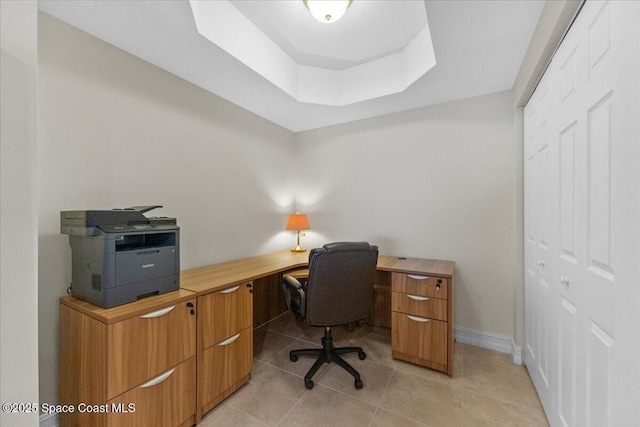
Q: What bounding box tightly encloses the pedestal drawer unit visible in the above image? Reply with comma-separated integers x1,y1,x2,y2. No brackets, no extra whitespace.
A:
59,290,197,427
197,282,253,420
391,272,454,375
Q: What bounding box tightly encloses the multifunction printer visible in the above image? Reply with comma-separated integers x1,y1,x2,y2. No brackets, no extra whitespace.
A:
60,205,179,308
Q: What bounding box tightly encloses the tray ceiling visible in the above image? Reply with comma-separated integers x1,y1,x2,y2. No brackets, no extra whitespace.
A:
37,0,545,132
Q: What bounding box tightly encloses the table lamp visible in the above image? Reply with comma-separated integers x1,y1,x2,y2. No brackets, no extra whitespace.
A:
285,212,311,252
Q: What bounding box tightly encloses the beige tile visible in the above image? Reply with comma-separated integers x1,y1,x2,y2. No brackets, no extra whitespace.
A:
463,344,512,366
239,320,550,427
461,390,549,427
253,358,266,372
395,358,463,389
370,408,428,427
199,402,268,427
225,365,303,426
253,328,296,363
278,383,376,427
267,339,330,380
262,311,310,339
359,324,392,339
348,330,396,368
379,370,464,427
317,359,394,406
463,357,543,412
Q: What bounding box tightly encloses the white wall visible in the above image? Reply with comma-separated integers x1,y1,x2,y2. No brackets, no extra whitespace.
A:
294,91,517,339
37,13,295,410
1,1,40,426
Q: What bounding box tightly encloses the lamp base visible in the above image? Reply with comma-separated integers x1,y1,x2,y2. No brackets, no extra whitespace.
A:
290,245,307,252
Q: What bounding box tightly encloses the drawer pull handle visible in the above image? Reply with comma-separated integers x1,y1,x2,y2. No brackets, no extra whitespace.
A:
140,305,175,318
407,315,430,323
218,333,241,346
407,294,429,301
220,285,240,294
140,368,175,388
407,274,430,280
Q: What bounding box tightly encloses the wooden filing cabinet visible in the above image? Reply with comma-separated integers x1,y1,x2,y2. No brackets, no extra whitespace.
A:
59,290,197,427
391,272,454,375
197,282,253,420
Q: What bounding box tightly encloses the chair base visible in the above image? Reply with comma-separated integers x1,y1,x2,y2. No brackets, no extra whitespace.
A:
289,326,366,390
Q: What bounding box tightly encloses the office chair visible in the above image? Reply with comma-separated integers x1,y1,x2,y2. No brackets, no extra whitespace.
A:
281,242,379,390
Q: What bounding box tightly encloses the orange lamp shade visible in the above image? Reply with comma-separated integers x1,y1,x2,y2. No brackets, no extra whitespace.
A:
285,213,311,231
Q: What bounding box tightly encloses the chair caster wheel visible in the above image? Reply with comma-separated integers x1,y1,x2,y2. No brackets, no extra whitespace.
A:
290,354,298,362
305,379,314,390
355,379,363,389
358,351,366,360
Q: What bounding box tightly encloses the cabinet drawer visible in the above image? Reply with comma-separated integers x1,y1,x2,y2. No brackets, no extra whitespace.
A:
200,327,253,412
107,299,196,399
391,272,448,299
200,284,252,349
107,356,196,427
391,312,447,366
391,292,447,321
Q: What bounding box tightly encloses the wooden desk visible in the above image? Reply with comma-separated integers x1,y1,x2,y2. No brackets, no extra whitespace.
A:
58,250,454,426
180,250,454,422
180,251,454,294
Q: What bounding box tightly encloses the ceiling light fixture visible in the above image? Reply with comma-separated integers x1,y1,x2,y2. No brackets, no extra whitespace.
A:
303,0,352,24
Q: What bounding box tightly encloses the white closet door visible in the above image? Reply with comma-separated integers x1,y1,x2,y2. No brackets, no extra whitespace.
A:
554,19,586,427
524,1,640,426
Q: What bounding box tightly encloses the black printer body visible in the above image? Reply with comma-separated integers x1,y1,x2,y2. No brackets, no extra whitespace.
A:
60,206,180,308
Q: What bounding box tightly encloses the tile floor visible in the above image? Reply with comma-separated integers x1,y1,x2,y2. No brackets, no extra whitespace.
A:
199,313,548,427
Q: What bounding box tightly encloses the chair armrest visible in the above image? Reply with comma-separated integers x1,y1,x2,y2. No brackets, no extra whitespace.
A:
282,275,306,318
284,275,303,289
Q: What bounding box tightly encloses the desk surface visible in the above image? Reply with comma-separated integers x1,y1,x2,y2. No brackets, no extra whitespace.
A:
181,250,454,296
60,289,196,324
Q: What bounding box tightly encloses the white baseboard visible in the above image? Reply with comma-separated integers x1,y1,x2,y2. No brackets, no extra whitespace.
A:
511,340,523,365
40,412,58,427
454,326,523,365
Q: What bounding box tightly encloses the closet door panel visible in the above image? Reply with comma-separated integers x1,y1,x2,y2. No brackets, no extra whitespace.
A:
524,104,539,371
556,26,587,427
527,64,560,412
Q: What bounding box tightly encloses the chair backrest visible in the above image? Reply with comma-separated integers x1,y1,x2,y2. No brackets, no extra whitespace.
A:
305,242,379,326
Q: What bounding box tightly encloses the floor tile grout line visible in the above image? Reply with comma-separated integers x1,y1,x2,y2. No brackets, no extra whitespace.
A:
369,356,430,426
376,363,439,426
394,363,465,391
460,387,546,415
274,388,309,427
303,380,378,410
459,344,546,415
256,326,305,342
225,395,273,426
375,355,397,412
264,359,330,381
225,364,308,427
